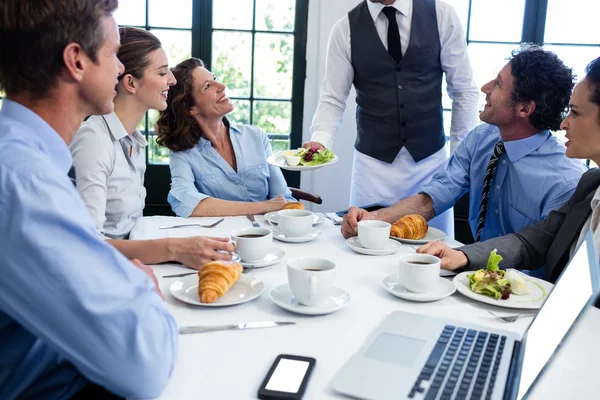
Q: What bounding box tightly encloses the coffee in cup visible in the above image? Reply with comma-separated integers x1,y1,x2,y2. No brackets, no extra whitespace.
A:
358,220,391,249
398,254,440,293
230,227,273,262
277,209,314,237
287,257,335,306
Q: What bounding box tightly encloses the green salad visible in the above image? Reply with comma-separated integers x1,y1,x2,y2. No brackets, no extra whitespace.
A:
293,148,336,166
467,249,511,300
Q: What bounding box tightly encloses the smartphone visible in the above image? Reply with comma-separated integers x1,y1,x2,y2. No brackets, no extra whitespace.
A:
335,202,388,217
257,354,316,399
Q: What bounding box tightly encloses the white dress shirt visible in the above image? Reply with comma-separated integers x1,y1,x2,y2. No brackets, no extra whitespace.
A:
310,0,479,235
70,112,147,239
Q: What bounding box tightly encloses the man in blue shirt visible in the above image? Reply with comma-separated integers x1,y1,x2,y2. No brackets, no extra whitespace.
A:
342,46,586,255
0,1,178,399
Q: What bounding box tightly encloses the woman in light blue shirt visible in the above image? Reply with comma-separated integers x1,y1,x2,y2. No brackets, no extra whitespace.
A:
156,58,295,217
71,28,234,269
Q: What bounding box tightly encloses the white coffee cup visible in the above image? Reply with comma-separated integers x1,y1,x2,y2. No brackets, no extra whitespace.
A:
230,227,273,262
287,257,335,306
277,209,314,237
358,220,391,249
398,254,440,293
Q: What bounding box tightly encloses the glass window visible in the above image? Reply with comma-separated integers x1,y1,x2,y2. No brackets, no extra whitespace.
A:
253,101,292,134
544,45,600,83
467,0,525,42
545,0,600,45
113,0,146,26
149,0,192,29
468,43,518,109
150,29,192,67
230,100,251,125
253,33,294,99
212,31,253,97
213,0,253,30
255,0,296,32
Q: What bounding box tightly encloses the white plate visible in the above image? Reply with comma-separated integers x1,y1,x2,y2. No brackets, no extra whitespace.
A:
239,247,285,268
266,151,339,171
453,271,554,309
269,284,350,315
389,227,447,244
264,211,325,226
272,227,321,243
170,274,264,307
382,274,456,302
346,236,402,256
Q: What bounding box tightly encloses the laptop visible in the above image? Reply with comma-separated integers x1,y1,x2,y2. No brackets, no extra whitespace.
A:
332,229,600,400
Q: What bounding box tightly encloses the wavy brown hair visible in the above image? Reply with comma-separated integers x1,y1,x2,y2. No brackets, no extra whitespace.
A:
117,27,162,82
156,58,228,152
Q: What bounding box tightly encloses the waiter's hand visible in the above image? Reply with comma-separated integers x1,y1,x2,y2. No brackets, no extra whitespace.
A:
341,207,375,238
303,141,326,150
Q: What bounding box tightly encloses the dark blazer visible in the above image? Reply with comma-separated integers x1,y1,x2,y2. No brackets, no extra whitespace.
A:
461,168,600,283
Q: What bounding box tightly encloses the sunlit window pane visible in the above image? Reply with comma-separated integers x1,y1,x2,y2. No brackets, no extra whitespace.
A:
255,0,295,32
137,112,146,132
149,0,192,29
212,31,253,98
544,45,600,83
147,109,169,164
213,0,253,30
270,139,290,152
114,0,146,26
468,0,525,42
253,101,291,134
150,29,192,67
545,0,600,45
254,33,294,99
229,100,251,125
468,43,518,109
440,0,470,35
0,99,3,110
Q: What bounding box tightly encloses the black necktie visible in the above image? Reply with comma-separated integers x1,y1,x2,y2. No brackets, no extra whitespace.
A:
68,166,77,187
382,7,402,64
475,141,506,241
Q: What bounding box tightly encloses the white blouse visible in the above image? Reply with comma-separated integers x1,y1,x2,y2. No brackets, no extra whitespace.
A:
70,112,147,239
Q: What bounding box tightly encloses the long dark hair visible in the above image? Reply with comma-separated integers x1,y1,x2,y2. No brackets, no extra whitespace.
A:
117,27,162,82
156,57,228,152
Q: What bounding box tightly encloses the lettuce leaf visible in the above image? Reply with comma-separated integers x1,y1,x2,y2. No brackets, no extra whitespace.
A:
486,248,503,272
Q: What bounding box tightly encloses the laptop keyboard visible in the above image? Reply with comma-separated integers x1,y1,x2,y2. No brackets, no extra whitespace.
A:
408,325,507,400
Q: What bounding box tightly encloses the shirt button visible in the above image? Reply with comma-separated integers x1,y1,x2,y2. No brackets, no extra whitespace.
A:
399,104,405,109
258,165,262,169
495,209,499,214
401,138,407,143
211,174,215,178
496,185,500,190
398,85,403,90
401,121,407,127
396,66,402,72
502,160,507,164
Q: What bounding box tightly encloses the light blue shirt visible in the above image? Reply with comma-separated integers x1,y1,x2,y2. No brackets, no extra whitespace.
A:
0,100,178,400
168,122,295,217
422,123,586,241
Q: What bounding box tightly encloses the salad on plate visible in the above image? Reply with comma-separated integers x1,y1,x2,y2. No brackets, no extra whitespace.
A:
467,249,530,300
282,148,336,167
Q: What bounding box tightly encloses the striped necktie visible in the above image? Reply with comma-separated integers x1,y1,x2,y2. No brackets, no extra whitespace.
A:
475,141,506,241
68,166,77,187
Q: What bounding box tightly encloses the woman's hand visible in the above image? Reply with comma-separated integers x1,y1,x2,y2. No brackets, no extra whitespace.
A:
263,195,288,213
172,236,235,270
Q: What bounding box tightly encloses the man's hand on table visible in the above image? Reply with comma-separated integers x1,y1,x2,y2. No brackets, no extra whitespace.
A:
416,241,468,271
172,236,235,270
341,207,378,238
132,258,164,299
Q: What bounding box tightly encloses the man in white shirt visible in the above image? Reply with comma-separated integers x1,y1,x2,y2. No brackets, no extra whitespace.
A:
305,0,479,235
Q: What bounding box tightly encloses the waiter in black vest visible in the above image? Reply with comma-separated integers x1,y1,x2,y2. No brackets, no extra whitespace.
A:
305,0,479,235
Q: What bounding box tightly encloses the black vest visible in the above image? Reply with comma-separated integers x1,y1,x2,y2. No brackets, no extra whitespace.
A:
349,0,445,163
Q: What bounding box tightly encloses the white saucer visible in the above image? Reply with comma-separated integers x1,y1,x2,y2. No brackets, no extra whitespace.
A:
239,247,285,268
170,274,264,307
272,227,321,243
264,211,325,226
389,227,447,244
269,284,350,315
346,236,402,256
382,274,456,302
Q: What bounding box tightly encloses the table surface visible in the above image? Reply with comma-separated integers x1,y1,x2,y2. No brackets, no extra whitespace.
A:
130,215,600,400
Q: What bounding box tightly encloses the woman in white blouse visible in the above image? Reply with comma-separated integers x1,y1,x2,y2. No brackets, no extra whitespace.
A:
70,27,234,269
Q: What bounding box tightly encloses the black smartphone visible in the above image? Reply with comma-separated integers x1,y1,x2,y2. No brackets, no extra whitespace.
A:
257,354,316,399
335,202,388,217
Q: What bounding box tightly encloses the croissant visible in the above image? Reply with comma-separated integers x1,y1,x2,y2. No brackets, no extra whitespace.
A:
390,214,428,240
282,202,304,210
197,261,243,303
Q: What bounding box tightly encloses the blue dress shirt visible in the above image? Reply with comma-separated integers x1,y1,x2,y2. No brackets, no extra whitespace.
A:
0,100,178,400
168,123,295,217
421,123,586,242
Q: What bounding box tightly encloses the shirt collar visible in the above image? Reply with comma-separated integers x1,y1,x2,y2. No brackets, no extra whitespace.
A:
503,130,551,163
197,119,241,149
0,99,72,173
367,0,409,22
103,111,129,141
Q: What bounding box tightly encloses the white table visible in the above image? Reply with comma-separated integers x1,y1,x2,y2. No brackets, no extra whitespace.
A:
130,216,599,400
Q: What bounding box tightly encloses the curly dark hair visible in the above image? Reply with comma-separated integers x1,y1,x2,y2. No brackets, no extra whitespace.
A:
585,57,600,115
156,58,229,152
508,44,575,131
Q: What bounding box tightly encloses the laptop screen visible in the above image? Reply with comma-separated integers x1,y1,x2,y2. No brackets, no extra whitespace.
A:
516,229,598,399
